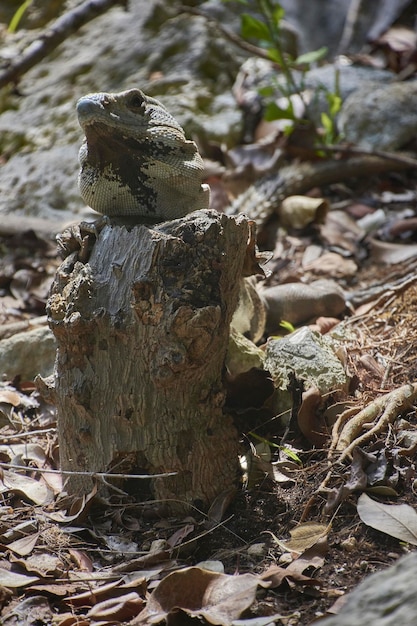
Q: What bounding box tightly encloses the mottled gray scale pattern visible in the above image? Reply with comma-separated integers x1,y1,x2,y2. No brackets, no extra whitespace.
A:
77,89,210,220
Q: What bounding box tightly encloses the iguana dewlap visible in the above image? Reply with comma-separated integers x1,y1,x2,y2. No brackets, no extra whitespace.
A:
77,88,210,221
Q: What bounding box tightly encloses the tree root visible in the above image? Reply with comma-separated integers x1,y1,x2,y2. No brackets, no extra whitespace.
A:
318,382,417,493
334,383,417,462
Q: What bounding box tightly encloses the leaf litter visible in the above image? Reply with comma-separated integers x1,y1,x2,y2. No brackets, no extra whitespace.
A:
2,193,417,626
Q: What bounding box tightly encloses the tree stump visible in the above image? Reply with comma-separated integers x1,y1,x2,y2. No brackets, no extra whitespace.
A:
47,210,250,514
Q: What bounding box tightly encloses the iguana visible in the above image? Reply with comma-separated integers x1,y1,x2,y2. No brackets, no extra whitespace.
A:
77,88,210,222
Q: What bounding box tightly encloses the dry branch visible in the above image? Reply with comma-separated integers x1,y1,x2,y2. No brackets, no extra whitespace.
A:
0,0,126,90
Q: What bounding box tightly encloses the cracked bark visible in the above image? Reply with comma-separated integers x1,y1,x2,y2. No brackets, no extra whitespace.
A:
46,209,249,514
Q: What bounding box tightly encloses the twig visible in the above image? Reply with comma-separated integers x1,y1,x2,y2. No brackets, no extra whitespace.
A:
337,0,363,54
315,144,417,169
0,461,177,480
177,5,280,66
347,260,417,309
0,0,126,90
0,427,55,440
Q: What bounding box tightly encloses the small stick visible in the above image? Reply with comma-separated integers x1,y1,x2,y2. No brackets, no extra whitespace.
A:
0,0,126,89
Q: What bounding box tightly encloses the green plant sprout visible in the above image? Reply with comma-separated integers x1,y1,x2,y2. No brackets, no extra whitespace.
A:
249,431,302,463
8,0,32,33
223,0,341,146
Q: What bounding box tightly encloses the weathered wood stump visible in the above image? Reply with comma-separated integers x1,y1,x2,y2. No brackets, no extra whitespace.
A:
47,210,250,513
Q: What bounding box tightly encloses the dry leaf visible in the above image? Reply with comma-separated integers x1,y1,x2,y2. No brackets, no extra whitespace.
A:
261,563,321,588
56,615,89,626
27,582,80,599
270,460,298,486
132,566,267,625
87,591,144,621
0,568,39,588
207,488,237,527
231,616,288,625
0,443,47,465
7,532,40,556
68,548,93,572
270,522,329,556
304,252,357,278
67,580,124,608
368,238,417,264
167,524,194,548
46,484,97,523
286,536,327,576
357,493,417,545
279,195,329,229
0,470,52,505
297,386,327,447
13,552,64,578
0,390,22,406
1,594,53,626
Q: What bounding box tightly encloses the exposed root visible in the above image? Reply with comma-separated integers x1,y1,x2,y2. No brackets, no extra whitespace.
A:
335,383,417,462
319,382,417,493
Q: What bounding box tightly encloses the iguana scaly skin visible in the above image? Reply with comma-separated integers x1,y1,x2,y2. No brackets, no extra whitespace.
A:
77,88,210,221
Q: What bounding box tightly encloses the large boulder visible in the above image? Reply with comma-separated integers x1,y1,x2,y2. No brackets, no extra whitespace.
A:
321,551,417,626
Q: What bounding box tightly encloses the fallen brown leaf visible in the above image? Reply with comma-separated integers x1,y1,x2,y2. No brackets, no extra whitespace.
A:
87,591,144,622
132,566,268,625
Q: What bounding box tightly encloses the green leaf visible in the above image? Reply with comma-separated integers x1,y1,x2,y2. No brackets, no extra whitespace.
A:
326,92,342,117
266,47,282,63
321,112,333,134
264,101,295,121
258,85,277,97
280,320,295,333
240,13,271,42
294,47,328,66
283,124,296,136
272,5,285,25
248,432,302,463
280,446,302,463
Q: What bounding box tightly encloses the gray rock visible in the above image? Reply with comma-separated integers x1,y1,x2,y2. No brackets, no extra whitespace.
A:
320,552,417,626
0,326,56,380
0,145,81,218
278,0,412,57
304,65,394,128
305,65,394,101
339,80,417,150
0,0,154,221
273,64,417,150
234,59,396,133
264,326,348,393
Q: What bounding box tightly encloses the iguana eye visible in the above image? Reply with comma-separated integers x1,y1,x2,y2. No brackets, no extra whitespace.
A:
127,91,145,110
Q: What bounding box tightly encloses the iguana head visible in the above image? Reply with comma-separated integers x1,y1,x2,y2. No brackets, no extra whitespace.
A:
77,89,210,220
